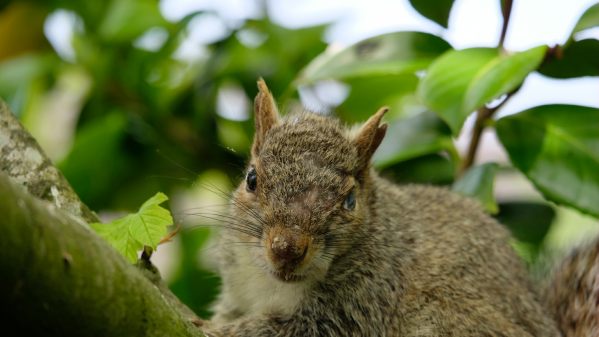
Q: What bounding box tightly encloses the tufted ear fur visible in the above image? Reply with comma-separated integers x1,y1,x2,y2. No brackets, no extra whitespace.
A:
353,107,388,171
252,78,280,157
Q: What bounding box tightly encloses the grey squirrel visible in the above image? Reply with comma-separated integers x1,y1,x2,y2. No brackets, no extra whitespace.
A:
201,79,597,337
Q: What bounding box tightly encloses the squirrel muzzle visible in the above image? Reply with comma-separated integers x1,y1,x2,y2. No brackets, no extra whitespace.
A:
266,227,311,281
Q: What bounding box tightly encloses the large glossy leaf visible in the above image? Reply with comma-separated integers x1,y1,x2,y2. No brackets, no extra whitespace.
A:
496,105,599,217
573,2,599,34
298,32,451,83
452,163,498,214
418,48,497,135
419,46,545,135
408,0,455,28
463,45,546,114
337,74,420,123
373,111,454,168
539,39,599,78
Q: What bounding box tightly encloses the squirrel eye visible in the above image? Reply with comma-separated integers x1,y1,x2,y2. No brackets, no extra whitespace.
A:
343,189,356,211
246,167,257,192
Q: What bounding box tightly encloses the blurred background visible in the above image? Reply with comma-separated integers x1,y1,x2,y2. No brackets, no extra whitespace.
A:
1,0,598,317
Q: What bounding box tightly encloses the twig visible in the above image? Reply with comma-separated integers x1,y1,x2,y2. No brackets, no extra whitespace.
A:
499,0,514,49
457,91,515,177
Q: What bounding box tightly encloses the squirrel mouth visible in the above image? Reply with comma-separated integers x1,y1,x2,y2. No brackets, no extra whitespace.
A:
270,270,306,283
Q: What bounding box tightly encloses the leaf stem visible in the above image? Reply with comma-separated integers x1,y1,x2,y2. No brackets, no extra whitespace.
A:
499,0,514,49
457,91,515,177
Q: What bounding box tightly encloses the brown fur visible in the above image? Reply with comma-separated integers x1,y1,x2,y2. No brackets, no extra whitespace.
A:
544,239,599,337
203,80,563,337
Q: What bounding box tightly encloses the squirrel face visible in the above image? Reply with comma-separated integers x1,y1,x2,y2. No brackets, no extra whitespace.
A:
228,79,388,283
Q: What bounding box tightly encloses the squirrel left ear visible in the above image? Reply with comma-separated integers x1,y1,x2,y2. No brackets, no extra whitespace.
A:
353,107,388,170
252,78,280,157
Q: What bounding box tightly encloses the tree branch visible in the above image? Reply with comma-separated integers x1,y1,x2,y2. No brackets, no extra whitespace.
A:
0,171,205,336
0,99,205,335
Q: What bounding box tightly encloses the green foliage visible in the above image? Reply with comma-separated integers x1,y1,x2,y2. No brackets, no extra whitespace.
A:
495,202,555,260
91,192,173,262
373,111,454,168
418,46,546,135
572,3,599,34
539,39,599,78
462,46,546,114
453,163,499,214
299,31,451,83
408,0,455,28
417,48,497,134
496,105,599,217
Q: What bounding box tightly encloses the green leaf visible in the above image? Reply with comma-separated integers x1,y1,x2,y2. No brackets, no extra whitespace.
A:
418,48,497,135
495,202,555,247
91,192,173,262
408,0,455,28
337,74,420,123
463,45,547,114
573,2,599,34
98,0,167,42
539,39,599,78
373,111,454,168
381,154,455,185
496,105,599,217
298,31,451,83
59,112,130,208
419,46,545,135
452,163,499,214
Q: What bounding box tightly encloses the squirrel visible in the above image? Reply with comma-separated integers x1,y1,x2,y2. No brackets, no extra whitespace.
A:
200,79,597,337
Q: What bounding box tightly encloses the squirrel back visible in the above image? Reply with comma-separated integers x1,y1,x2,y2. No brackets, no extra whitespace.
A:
203,79,596,337
544,239,599,336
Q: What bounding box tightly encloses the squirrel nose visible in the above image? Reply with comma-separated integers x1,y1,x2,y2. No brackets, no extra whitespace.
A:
270,234,308,265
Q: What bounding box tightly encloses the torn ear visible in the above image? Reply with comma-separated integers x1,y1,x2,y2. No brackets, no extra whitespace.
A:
252,78,280,157
353,107,388,170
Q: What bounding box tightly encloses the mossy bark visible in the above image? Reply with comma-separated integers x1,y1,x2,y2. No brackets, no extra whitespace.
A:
0,171,204,336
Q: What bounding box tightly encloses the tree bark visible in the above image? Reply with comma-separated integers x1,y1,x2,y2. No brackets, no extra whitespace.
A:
0,100,205,336
0,99,97,223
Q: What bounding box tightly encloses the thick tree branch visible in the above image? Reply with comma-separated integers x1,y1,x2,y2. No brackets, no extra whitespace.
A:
0,171,205,336
0,99,205,336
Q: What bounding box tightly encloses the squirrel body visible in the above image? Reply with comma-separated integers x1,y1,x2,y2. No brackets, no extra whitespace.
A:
203,80,593,337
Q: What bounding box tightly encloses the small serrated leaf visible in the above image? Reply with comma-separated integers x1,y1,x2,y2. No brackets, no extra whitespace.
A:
91,192,173,263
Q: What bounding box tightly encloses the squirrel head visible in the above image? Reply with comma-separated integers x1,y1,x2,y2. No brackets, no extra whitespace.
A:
229,79,387,283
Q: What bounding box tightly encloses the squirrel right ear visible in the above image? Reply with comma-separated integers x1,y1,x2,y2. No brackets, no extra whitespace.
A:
252,78,280,157
353,107,388,170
